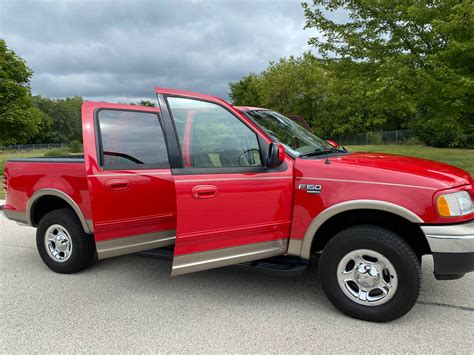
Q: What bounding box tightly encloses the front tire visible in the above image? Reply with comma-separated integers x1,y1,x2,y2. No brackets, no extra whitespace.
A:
319,225,421,322
36,208,96,274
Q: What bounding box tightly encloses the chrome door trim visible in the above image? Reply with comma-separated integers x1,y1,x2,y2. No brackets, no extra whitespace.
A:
297,200,424,260
171,238,288,276
96,230,176,259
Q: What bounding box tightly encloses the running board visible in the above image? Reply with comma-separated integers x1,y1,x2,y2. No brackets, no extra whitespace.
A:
139,246,309,275
139,246,175,259
235,255,309,275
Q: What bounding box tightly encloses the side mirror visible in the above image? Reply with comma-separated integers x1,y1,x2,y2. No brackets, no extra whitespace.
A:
326,139,339,149
267,143,285,167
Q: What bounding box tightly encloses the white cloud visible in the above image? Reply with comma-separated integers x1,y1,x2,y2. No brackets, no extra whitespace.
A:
0,0,322,101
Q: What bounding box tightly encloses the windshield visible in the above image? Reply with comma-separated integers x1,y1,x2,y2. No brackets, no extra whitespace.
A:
245,110,332,156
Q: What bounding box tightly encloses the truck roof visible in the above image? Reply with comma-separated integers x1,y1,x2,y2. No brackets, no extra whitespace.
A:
234,106,268,112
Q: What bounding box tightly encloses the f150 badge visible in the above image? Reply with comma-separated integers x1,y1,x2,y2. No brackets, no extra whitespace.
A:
298,184,322,194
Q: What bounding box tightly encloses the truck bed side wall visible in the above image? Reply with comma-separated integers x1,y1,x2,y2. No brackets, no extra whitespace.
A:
3,160,90,225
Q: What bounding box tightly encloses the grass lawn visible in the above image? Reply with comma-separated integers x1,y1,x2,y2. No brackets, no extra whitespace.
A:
348,145,474,175
0,149,64,200
0,145,472,200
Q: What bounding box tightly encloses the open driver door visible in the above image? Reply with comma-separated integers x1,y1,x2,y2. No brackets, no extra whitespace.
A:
155,88,294,276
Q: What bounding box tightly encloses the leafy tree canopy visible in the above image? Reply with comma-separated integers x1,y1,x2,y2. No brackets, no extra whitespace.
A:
32,96,84,143
302,0,473,147
230,1,473,147
0,39,41,145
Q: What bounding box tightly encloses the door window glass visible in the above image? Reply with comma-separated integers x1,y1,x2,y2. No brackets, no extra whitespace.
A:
167,97,262,168
97,110,169,169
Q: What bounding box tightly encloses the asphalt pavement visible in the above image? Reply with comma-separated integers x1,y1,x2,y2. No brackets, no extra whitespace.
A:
1,211,473,353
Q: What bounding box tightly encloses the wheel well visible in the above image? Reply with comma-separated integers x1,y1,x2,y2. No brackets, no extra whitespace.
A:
30,195,74,227
311,209,430,257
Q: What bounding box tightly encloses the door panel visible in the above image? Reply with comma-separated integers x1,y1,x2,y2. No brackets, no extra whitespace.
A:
173,172,294,256
156,89,294,275
82,102,177,258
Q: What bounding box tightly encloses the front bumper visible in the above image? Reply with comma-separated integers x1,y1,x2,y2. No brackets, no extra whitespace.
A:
422,220,474,280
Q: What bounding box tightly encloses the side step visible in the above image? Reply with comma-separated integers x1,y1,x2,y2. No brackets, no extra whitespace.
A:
139,246,174,259
138,247,309,275
235,255,309,275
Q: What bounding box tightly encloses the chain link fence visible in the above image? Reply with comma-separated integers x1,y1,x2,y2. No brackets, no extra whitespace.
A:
332,130,416,146
0,143,67,152
1,130,416,151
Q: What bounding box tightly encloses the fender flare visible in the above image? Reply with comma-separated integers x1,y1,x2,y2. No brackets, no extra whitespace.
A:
290,200,424,260
26,188,93,234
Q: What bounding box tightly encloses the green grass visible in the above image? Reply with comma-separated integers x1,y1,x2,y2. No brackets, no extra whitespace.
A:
347,145,474,175
0,149,69,200
1,145,472,200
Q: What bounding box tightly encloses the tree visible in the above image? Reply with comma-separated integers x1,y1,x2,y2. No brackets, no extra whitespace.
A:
129,100,157,107
32,96,83,143
303,0,474,147
0,39,41,145
229,53,387,137
138,100,156,107
229,74,262,106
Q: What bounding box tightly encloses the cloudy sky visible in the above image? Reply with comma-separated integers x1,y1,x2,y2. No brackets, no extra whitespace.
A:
1,0,339,102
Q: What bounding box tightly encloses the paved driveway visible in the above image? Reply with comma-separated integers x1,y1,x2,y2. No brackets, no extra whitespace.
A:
1,213,473,353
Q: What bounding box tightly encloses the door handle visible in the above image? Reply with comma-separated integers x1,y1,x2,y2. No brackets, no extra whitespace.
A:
192,185,219,199
106,179,130,191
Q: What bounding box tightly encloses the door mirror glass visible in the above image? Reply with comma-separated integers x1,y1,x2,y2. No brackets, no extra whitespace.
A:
326,139,339,149
267,143,285,167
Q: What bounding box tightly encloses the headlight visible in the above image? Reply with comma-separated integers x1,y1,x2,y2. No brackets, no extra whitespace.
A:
437,191,473,217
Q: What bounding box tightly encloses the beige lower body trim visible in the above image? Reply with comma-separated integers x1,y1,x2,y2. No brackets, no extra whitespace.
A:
96,230,176,259
299,199,424,260
2,210,28,224
26,188,93,234
171,239,288,276
86,220,94,233
287,239,303,256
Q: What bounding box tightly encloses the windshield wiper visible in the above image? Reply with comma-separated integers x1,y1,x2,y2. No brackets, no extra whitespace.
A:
299,148,333,158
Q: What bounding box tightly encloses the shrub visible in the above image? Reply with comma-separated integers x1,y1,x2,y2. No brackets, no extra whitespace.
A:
367,131,383,145
44,149,70,157
410,116,471,148
68,140,83,153
0,159,6,175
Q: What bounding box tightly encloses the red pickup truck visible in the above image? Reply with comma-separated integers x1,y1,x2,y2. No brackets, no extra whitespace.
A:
2,87,473,322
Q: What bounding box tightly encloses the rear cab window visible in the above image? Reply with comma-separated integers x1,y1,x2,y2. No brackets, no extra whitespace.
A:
96,109,169,170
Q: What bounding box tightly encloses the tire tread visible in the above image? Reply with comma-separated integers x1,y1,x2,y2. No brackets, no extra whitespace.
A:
319,225,421,322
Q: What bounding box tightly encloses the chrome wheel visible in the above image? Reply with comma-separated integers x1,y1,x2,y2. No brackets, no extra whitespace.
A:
44,224,73,263
337,249,398,306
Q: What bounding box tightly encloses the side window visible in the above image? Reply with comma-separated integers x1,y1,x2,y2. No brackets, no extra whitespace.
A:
97,110,169,169
167,97,262,168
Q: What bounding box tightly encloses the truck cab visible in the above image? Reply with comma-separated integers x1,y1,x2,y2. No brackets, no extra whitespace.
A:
2,87,473,322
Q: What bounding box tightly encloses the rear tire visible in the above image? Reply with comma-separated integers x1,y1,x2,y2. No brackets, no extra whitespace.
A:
36,208,96,274
319,225,421,322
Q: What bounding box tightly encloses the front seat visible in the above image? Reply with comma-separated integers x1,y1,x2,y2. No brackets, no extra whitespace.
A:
218,136,245,167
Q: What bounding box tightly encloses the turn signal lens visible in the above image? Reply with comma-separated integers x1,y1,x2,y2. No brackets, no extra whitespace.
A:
437,196,451,217
436,191,473,217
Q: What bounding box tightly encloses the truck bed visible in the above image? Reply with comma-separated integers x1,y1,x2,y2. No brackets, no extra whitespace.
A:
3,155,91,226
7,155,85,163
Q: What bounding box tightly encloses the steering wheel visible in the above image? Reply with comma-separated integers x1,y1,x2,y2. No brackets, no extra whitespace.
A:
238,149,261,167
